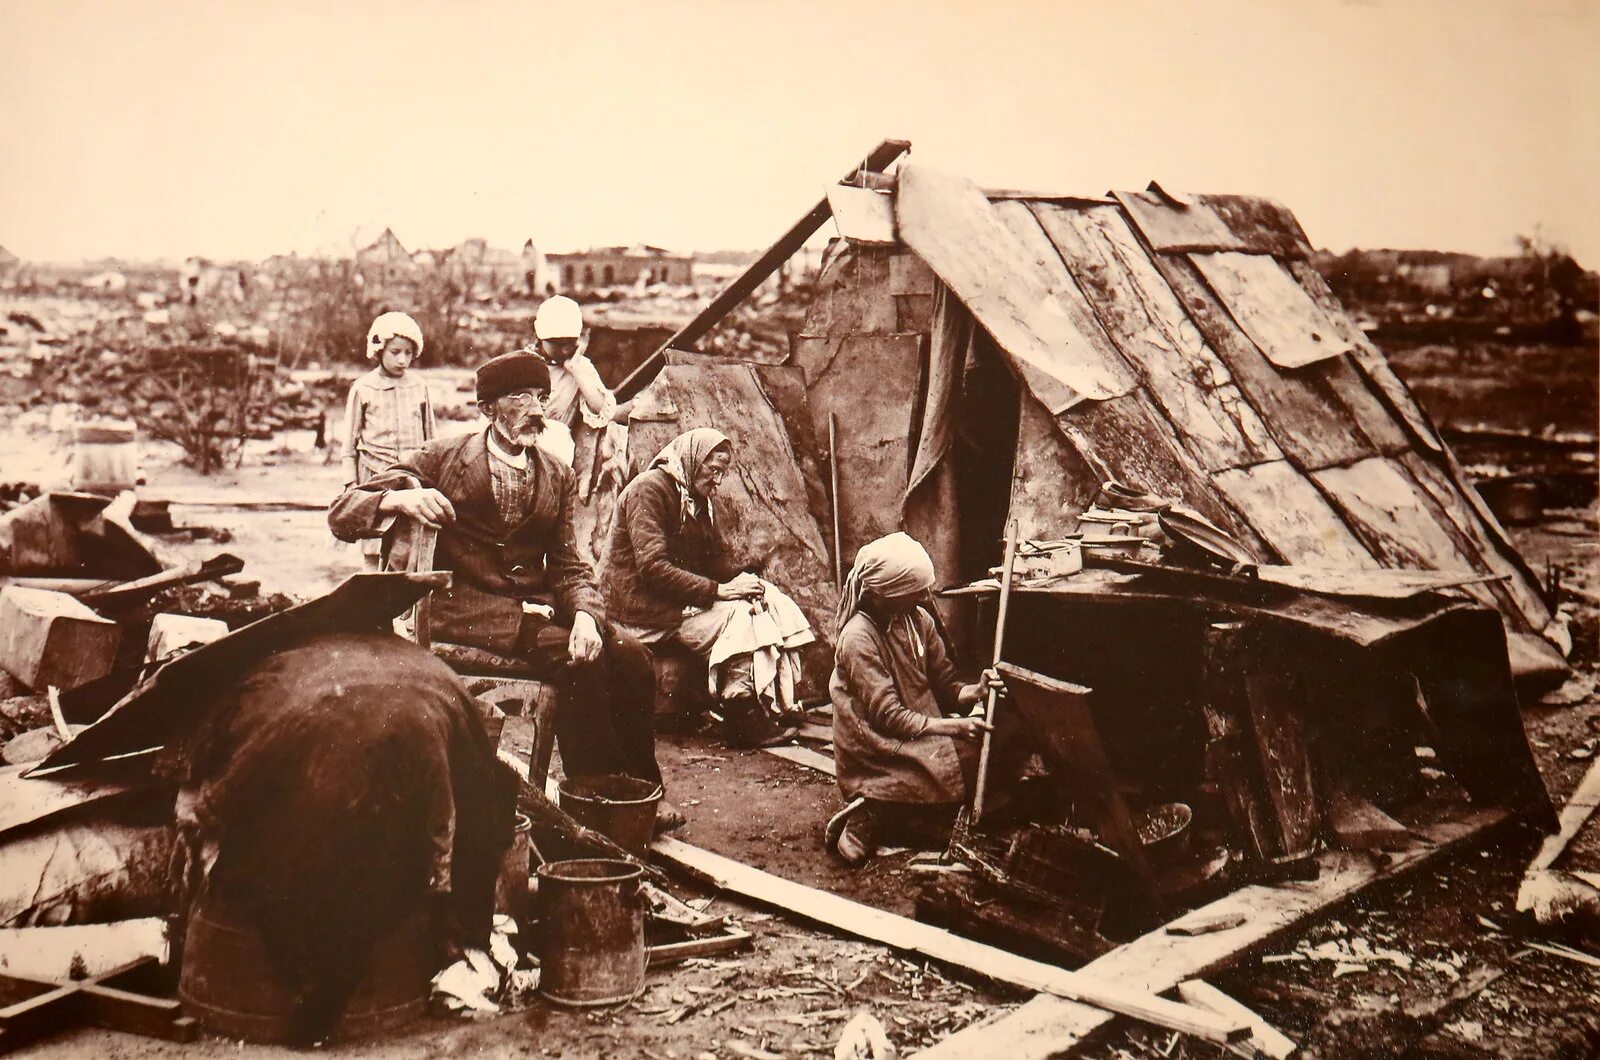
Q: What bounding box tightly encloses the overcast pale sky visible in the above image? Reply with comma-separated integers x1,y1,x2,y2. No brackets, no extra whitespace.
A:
2,0,1596,266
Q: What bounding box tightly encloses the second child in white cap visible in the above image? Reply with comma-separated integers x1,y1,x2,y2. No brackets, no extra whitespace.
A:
529,296,629,435
343,311,435,565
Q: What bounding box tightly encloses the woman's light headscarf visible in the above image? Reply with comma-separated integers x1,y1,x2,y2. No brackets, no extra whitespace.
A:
836,532,937,654
366,311,425,360
648,427,732,523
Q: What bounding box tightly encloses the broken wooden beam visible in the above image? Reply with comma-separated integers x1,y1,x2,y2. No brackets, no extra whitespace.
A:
1527,756,1600,874
0,587,121,693
0,957,197,1053
762,744,836,776
1176,979,1297,1059
615,139,912,401
912,806,1514,1058
1327,789,1412,851
649,836,1249,1045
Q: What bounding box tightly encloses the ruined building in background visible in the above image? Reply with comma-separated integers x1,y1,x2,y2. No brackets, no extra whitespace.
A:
547,245,694,292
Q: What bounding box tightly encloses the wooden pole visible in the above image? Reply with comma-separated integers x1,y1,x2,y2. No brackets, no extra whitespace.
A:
972,519,1020,825
615,139,912,402
828,412,844,587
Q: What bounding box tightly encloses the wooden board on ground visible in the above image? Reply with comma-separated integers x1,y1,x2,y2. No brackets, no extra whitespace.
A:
762,744,836,776
1144,252,1373,471
1327,789,1412,851
626,362,838,691
912,806,1513,1058
1112,191,1247,254
1189,251,1351,369
1176,979,1298,1059
896,164,1135,409
1034,203,1281,473
650,837,1248,1045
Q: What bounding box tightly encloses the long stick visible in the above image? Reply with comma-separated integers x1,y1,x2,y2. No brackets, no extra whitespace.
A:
828,413,844,587
615,140,912,402
972,519,1020,825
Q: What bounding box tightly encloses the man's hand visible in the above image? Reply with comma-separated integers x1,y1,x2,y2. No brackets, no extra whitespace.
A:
716,572,764,600
381,487,457,528
568,611,603,665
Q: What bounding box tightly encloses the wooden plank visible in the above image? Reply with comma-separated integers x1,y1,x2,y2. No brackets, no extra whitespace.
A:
801,245,900,335
647,930,754,968
1327,789,1412,851
912,807,1512,1058
1211,461,1377,569
1310,457,1497,611
1190,251,1352,369
888,252,935,295
1400,451,1550,632
827,186,897,246
616,139,910,401
0,765,151,839
988,199,1134,403
1204,621,1319,860
1528,757,1600,874
1286,259,1445,453
1176,980,1298,1059
998,663,1165,922
80,984,196,1042
762,744,836,776
1033,203,1280,472
895,164,1135,409
649,837,1249,1045
1008,396,1100,543
1057,391,1267,557
1197,194,1314,259
1112,190,1247,254
0,587,121,693
796,331,922,567
1144,251,1374,470
0,921,165,983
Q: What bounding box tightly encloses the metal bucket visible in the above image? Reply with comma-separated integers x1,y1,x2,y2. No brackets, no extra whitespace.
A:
535,858,647,1006
558,773,661,856
178,887,432,1043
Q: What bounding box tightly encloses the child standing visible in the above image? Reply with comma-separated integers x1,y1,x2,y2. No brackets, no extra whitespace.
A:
343,311,435,566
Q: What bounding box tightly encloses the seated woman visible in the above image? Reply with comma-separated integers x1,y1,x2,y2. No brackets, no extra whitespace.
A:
825,532,1005,866
605,427,813,748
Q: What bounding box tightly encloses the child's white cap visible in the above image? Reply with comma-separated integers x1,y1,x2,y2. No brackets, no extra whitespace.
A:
367,311,425,360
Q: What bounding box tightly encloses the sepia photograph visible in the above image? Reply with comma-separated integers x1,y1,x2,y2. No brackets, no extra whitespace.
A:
0,1,1596,1056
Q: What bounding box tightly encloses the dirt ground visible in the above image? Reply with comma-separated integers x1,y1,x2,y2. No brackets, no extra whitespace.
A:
5,386,1600,1058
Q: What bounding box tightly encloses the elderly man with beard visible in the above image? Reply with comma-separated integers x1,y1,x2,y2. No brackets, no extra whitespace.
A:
329,351,682,831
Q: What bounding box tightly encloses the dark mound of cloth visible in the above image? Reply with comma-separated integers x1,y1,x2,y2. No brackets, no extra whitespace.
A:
175,630,517,1043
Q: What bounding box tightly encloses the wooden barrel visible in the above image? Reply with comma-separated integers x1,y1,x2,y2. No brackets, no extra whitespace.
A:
178,888,433,1043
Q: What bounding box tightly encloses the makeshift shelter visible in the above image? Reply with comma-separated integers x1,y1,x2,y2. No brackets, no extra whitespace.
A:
619,147,1563,685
